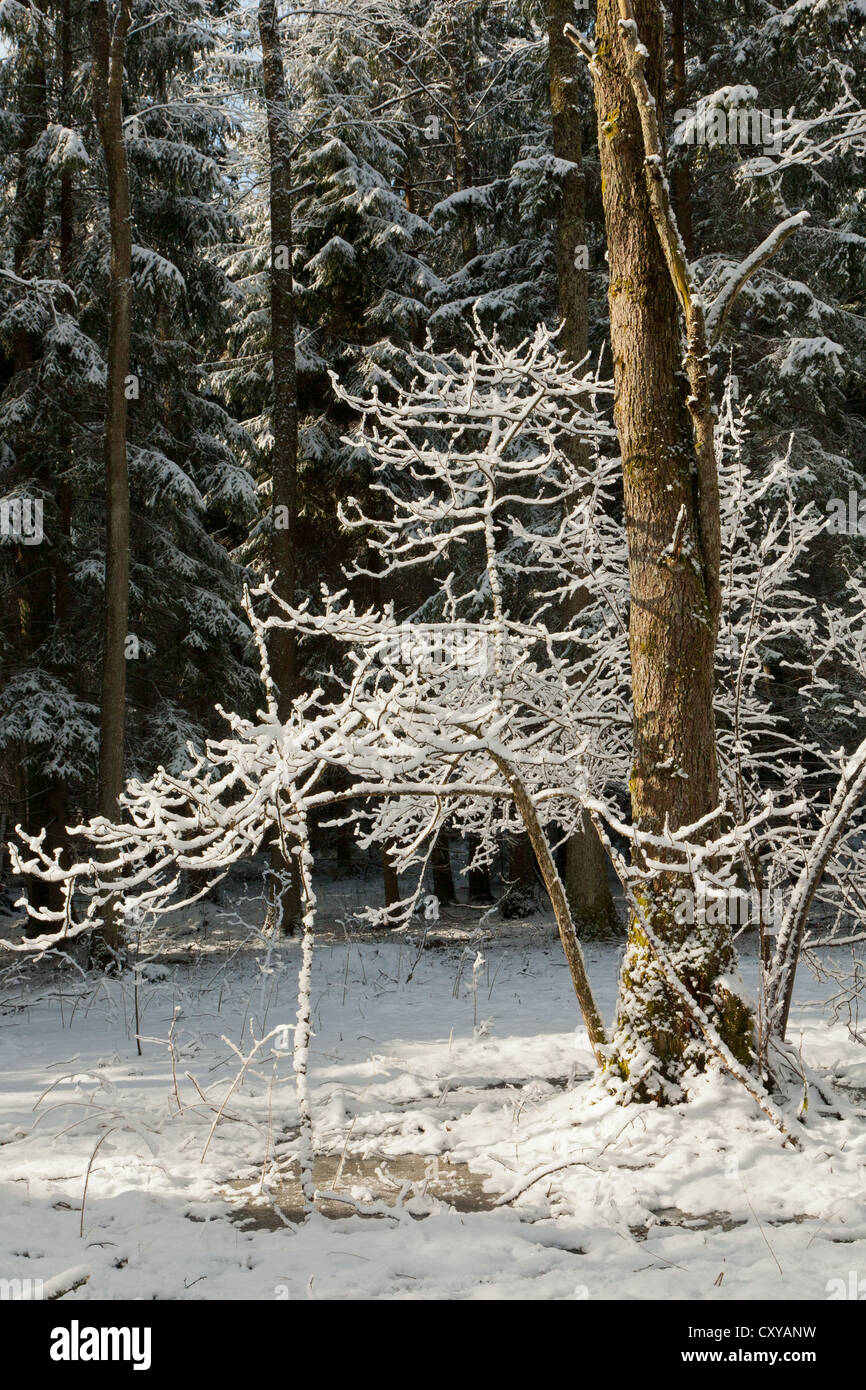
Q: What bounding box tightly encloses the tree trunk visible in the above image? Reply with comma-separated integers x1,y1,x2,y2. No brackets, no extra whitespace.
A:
91,0,133,964
7,5,68,923
431,834,456,906
668,0,694,256
548,0,620,937
491,754,606,1062
39,0,76,920
501,833,541,919
259,0,303,934
591,0,750,1090
548,0,588,370
442,5,477,265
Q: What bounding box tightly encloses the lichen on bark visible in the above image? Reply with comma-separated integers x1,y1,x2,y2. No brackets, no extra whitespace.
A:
587,0,755,1093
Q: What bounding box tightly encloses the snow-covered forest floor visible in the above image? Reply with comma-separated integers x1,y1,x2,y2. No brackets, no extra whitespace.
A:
2,876,865,1302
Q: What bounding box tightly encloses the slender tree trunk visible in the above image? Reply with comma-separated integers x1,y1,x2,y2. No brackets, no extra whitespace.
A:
668,0,693,256
501,833,540,918
431,834,456,906
8,0,73,925
441,5,477,264
91,0,132,963
491,754,606,1061
591,0,750,1090
38,0,76,919
259,0,303,934
259,0,298,708
548,0,619,937
8,4,64,923
548,0,588,370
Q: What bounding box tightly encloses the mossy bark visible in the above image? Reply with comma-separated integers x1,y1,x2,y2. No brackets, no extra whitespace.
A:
592,0,752,1091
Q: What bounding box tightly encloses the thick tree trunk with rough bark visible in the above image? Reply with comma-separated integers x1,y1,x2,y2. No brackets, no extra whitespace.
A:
591,0,750,1089
259,0,303,933
548,0,620,937
91,0,132,963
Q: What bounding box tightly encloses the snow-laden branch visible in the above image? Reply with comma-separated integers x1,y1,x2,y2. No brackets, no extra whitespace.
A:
768,734,866,1042
741,64,866,178
588,809,801,1148
6,322,866,1096
705,212,811,342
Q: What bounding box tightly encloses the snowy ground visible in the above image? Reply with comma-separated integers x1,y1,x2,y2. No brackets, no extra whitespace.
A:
1,886,865,1302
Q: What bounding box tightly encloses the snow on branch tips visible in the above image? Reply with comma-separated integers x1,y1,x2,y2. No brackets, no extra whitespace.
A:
6,323,866,1133
739,61,866,178
6,319,623,1061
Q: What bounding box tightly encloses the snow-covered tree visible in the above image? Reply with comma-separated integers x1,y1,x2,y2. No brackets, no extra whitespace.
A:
9,323,619,1035
0,0,258,934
